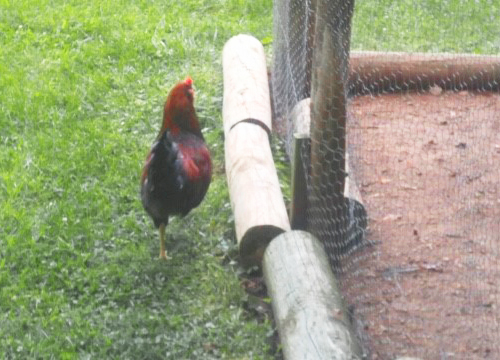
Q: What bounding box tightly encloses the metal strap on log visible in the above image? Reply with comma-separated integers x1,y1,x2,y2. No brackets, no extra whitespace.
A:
222,34,290,266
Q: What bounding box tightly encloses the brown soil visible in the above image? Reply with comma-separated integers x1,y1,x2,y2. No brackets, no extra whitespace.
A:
344,90,500,359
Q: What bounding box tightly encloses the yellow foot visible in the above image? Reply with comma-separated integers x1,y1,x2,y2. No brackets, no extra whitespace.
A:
159,251,172,261
158,223,171,260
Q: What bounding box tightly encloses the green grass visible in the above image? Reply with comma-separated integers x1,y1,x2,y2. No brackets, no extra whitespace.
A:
0,0,274,358
352,0,500,53
1,0,498,358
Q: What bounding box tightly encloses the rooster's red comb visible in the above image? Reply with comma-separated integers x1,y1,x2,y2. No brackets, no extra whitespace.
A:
184,76,193,86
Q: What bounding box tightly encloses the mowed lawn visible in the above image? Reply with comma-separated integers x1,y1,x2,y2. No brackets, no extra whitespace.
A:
0,1,274,359
1,0,498,359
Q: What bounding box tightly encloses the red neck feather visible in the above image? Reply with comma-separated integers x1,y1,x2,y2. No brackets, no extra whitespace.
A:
159,77,202,138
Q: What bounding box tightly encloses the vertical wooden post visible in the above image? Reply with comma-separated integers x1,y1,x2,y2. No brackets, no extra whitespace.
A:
290,134,310,230
309,0,355,264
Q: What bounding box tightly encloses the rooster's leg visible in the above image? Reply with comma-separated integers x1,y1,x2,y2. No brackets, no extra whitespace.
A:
159,223,170,260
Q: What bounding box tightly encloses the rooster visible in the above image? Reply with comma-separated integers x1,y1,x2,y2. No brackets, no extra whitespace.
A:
141,77,212,259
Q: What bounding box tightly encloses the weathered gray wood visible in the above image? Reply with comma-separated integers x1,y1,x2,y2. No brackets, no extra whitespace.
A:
289,99,311,231
263,231,361,360
290,98,311,136
309,0,354,256
344,153,361,204
290,134,310,230
348,51,500,95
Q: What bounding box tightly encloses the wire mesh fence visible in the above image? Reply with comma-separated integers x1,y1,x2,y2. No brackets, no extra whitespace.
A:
271,0,500,358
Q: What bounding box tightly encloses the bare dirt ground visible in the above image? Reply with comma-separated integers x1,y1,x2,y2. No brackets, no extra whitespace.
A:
344,90,500,359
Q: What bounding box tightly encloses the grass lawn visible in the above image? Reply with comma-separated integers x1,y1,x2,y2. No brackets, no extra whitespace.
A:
1,0,498,359
352,0,500,53
0,0,274,358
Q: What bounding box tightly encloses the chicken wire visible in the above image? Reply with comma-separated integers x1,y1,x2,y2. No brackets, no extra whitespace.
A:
271,0,500,359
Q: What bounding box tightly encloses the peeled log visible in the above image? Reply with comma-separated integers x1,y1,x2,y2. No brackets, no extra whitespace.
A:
263,231,362,359
224,122,290,266
223,34,289,266
349,51,500,94
222,34,272,135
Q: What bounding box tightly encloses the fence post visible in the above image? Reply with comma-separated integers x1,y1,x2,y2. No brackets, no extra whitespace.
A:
309,0,355,265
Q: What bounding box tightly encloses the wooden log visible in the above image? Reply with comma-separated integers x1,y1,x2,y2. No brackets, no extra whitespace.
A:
224,121,291,266
222,34,272,135
348,51,500,95
263,230,362,360
309,0,354,264
223,34,289,265
310,28,347,244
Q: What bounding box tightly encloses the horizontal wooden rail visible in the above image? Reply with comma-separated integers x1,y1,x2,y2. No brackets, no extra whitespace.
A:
349,51,500,94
